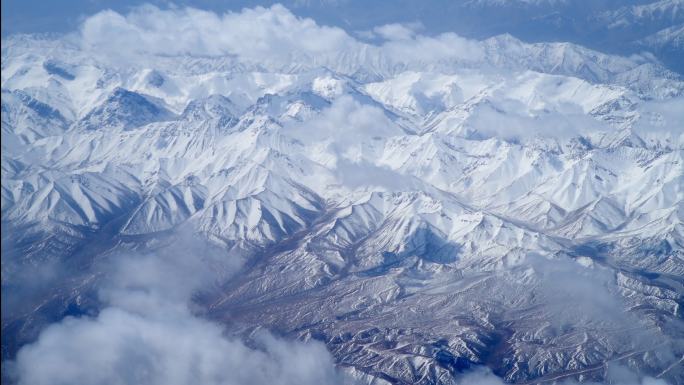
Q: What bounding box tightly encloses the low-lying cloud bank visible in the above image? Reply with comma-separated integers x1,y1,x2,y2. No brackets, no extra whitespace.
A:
5,240,352,385
76,4,483,67
80,5,354,60
10,307,343,385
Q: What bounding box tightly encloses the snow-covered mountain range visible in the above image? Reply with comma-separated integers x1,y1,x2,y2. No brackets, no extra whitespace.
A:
1,5,683,385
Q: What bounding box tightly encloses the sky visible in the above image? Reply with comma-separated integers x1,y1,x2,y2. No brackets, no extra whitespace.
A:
2,0,343,36
3,0,682,75
3,0,626,37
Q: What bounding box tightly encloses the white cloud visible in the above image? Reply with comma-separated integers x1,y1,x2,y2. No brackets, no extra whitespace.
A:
76,4,483,69
381,32,485,63
632,96,684,146
80,4,357,63
14,307,339,385
6,237,353,385
287,95,400,164
465,96,609,140
9,308,344,385
372,23,422,41
80,5,355,61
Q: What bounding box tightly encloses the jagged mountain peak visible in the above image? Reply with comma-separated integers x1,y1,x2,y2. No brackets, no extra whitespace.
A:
78,87,175,131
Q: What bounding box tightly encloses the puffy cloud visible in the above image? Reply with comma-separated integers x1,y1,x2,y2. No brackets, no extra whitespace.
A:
76,4,483,68
372,22,422,41
80,4,357,63
464,95,610,140
9,308,343,385
334,158,419,191
287,95,400,164
380,32,484,63
6,237,353,385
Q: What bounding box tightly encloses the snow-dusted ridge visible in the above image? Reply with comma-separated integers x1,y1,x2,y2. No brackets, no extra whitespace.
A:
2,5,683,385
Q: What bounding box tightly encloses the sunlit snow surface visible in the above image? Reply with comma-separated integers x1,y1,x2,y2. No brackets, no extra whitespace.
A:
1,4,683,385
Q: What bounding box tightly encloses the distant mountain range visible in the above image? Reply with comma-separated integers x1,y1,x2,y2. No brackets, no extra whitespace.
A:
273,0,684,74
